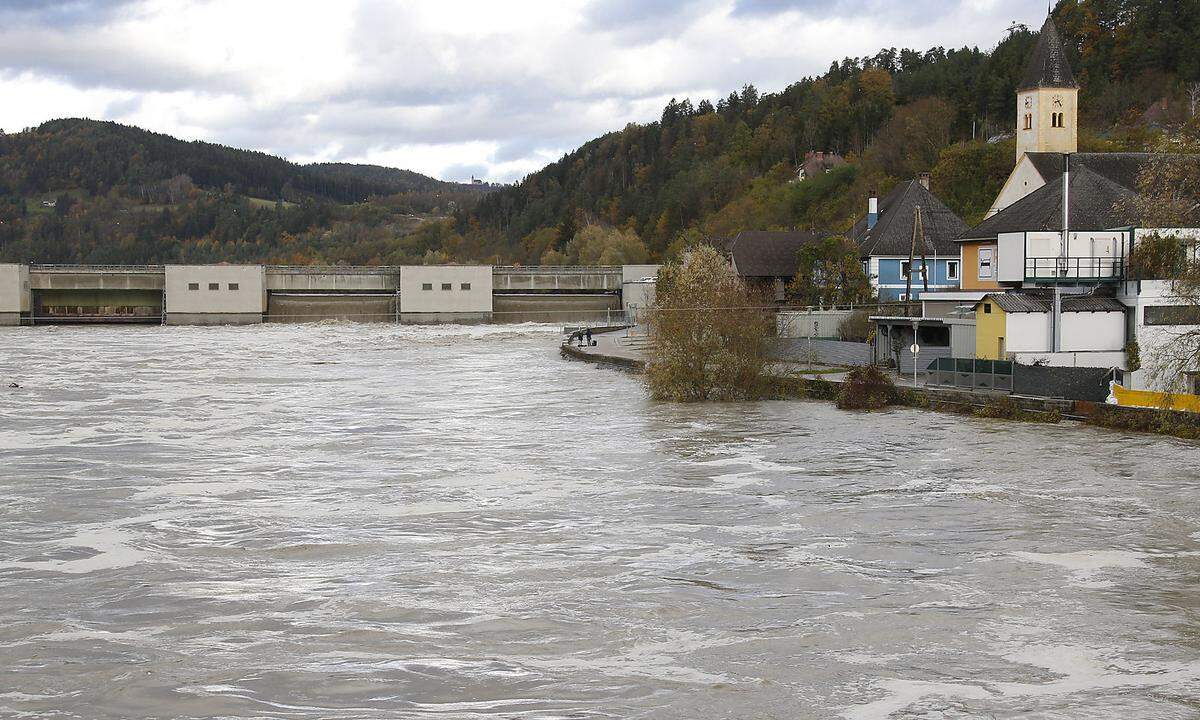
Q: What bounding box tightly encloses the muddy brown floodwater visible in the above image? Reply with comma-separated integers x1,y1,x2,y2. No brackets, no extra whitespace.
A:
2,323,1200,719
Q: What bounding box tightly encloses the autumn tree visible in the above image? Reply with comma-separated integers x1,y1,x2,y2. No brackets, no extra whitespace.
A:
646,246,774,401
786,235,875,307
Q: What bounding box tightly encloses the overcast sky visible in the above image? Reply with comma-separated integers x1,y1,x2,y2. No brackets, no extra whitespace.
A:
0,0,1049,183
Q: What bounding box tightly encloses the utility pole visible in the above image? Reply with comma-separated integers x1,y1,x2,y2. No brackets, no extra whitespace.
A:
905,205,928,315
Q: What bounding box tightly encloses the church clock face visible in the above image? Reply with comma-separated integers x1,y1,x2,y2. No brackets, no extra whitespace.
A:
1024,96,1033,108
1053,95,1063,107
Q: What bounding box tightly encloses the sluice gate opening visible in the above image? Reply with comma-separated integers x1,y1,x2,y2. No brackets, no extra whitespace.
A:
267,293,398,323
32,289,163,324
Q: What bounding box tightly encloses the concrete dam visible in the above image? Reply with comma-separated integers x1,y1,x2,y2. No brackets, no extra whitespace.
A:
0,264,658,326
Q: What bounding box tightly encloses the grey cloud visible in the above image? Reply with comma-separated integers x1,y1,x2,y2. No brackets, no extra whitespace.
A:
733,0,961,23
583,0,722,44
0,0,144,27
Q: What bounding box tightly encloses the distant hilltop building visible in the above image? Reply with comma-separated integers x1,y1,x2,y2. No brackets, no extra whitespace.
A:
470,175,484,185
793,151,845,182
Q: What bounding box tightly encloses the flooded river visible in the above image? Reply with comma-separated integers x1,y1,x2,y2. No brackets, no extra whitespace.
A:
2,323,1199,719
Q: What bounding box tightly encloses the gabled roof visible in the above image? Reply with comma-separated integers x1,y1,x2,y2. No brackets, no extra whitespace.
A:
1025,152,1153,191
961,165,1136,240
1019,17,1078,90
848,180,967,257
728,230,825,278
978,289,1125,314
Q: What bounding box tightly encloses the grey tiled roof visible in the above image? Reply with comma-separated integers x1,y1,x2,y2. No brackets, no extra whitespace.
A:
848,180,967,257
1025,152,1152,191
979,290,1125,314
1019,17,1078,90
962,165,1136,240
728,230,825,278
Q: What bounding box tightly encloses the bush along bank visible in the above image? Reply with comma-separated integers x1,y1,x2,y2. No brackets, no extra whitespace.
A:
773,370,1068,425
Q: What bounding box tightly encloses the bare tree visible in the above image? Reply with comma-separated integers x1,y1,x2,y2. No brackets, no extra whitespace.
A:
1188,82,1200,119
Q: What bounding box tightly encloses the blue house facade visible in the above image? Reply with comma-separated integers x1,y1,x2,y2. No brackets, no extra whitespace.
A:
869,256,962,301
849,177,967,301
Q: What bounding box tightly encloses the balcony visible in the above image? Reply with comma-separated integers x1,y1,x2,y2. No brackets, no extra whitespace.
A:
1024,256,1125,282
998,231,1129,284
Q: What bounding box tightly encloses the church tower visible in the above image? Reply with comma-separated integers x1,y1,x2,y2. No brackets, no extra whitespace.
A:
1015,17,1078,162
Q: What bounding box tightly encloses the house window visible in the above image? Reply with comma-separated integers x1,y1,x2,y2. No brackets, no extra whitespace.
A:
208,283,219,290
460,282,471,291
441,283,452,291
978,248,994,279
901,261,911,278
188,282,199,291
422,283,433,290
228,283,239,291
984,303,992,314
946,260,959,280
1145,306,1200,326
1023,113,1033,130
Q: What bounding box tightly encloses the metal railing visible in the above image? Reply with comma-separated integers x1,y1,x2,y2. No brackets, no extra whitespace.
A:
30,264,165,273
266,265,399,274
1025,256,1125,281
494,265,621,274
927,357,1014,392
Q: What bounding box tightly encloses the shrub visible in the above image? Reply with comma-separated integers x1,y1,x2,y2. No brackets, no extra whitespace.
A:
974,395,1020,419
838,309,873,342
836,365,895,410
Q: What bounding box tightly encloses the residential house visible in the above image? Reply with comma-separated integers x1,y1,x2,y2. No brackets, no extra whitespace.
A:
727,230,825,302
793,151,845,182
848,175,967,301
956,162,1136,291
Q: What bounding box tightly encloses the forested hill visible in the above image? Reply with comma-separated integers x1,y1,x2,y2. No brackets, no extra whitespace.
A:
0,118,462,203
461,0,1200,265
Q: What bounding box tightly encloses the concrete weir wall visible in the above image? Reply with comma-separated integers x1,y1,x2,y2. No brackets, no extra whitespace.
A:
165,265,266,325
399,266,493,323
5,264,650,325
0,264,31,325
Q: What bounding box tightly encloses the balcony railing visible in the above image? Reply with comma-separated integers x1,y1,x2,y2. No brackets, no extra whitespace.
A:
1025,256,1125,281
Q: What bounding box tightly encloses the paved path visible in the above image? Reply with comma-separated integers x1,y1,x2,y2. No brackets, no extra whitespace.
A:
563,326,935,389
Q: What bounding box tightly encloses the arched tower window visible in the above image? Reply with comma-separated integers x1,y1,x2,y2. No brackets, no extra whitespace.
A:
1023,113,1033,130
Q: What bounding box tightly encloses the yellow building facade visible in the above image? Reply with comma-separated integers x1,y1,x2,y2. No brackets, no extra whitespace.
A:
975,298,1008,360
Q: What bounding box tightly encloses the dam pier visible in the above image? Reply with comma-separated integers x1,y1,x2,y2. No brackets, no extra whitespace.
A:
0,263,658,326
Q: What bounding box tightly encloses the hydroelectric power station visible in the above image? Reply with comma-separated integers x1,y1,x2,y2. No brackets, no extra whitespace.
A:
0,264,659,326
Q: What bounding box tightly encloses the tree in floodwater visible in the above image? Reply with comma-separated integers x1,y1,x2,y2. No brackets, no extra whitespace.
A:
646,245,774,401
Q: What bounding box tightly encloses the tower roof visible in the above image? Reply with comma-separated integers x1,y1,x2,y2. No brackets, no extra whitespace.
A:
1019,17,1078,91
